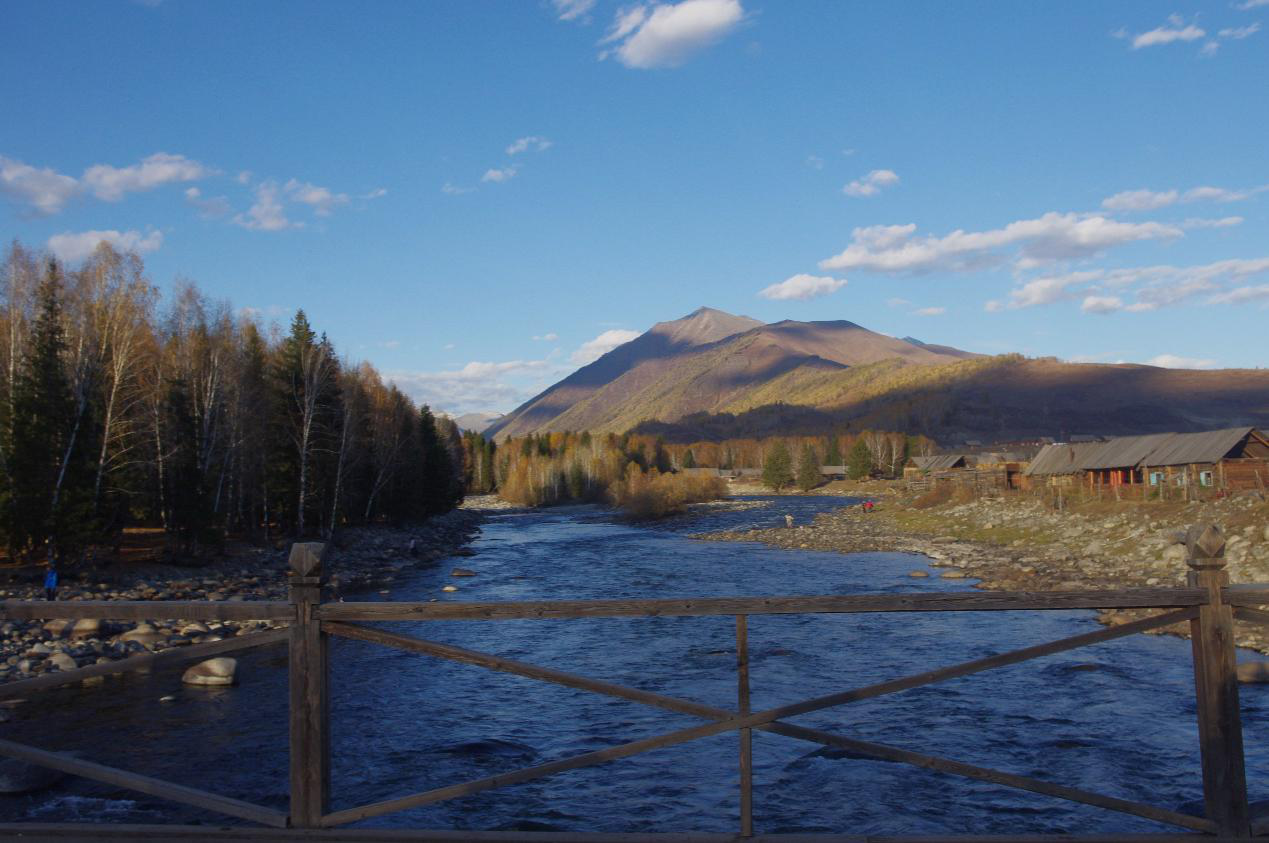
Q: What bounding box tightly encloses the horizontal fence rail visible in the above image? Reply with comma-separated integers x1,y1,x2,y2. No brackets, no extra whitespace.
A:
0,523,1261,840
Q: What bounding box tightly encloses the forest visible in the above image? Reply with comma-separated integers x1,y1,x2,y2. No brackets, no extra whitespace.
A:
459,428,936,515
0,240,464,565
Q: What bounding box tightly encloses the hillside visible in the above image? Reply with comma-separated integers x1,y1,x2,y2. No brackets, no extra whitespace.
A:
632,355,1269,443
490,308,972,439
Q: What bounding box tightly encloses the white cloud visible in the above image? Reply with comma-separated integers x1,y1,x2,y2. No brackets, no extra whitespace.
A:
1219,22,1261,39
82,152,211,201
1126,16,1206,49
885,297,910,308
284,178,349,216
388,358,555,415
0,155,80,215
1102,184,1268,212
236,170,252,185
570,329,641,365
363,187,388,199
481,167,518,183
758,273,846,301
1236,0,1269,8
1145,354,1218,369
233,181,297,231
443,343,456,350
441,182,475,195
506,136,553,155
820,213,1182,275
553,0,595,21
1081,295,1124,314
1207,284,1269,305
805,155,824,170
843,169,899,198
1101,188,1179,212
1181,216,1243,229
997,270,1103,310
599,0,744,69
183,186,232,218
911,306,945,317
47,228,163,263
532,332,560,341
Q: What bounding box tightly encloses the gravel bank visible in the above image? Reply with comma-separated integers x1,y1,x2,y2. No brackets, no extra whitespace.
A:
696,491,1269,652
0,509,483,686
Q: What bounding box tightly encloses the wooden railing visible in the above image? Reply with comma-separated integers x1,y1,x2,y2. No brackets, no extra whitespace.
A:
0,526,1266,840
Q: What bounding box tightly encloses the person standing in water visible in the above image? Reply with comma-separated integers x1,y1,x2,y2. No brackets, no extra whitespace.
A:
43,560,59,601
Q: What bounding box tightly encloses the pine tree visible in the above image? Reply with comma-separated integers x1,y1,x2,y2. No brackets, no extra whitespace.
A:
762,441,794,491
567,460,586,499
796,443,820,492
847,438,873,481
824,435,842,466
682,449,696,469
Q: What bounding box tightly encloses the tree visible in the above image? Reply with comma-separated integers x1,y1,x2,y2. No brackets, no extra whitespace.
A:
847,438,873,481
762,441,794,491
796,443,820,492
682,448,696,469
824,435,842,466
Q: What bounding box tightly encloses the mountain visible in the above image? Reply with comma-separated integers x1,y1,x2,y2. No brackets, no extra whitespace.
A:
489,308,972,439
486,307,762,439
452,412,504,433
487,306,1269,443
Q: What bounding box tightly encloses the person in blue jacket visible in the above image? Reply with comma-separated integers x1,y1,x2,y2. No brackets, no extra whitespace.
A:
43,553,58,601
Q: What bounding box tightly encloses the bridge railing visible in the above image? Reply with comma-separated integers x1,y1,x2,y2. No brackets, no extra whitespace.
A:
0,524,1265,840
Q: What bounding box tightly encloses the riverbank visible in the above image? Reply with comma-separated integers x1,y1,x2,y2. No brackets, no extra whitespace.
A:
0,510,483,686
696,489,1269,652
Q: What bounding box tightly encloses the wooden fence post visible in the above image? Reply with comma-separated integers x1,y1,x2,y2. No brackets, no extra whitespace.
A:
1185,523,1250,837
289,542,330,828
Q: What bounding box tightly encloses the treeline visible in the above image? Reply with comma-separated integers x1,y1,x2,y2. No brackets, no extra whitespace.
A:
457,429,935,508
1,241,463,562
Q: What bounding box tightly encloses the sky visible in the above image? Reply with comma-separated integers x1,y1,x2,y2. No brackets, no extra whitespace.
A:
2,0,1267,416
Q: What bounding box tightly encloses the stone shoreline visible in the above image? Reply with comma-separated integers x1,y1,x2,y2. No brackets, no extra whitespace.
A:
0,509,484,687
695,490,1269,654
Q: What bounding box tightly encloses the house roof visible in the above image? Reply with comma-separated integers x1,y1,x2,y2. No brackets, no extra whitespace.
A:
911,454,967,471
1025,442,1101,476
1139,427,1257,467
1028,427,1264,473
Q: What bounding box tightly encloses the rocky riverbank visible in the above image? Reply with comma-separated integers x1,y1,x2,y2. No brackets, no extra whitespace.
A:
0,509,483,687
696,490,1269,653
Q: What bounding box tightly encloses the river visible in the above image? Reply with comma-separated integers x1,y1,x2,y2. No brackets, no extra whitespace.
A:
2,494,1267,835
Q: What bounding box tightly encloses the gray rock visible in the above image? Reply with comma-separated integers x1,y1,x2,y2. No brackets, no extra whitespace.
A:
47,652,77,672
69,618,102,640
119,623,163,646
908,570,930,578
182,657,237,687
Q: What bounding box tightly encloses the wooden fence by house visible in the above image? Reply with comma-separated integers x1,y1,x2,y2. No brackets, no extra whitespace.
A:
0,527,1267,840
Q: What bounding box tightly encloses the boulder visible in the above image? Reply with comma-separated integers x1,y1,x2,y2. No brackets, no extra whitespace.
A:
442,584,459,592
1237,662,1269,684
47,652,77,672
119,623,164,646
181,622,210,636
182,657,237,687
908,570,929,578
941,569,967,579
69,618,102,640
41,619,73,638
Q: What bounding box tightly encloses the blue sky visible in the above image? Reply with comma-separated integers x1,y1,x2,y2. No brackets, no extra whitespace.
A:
2,0,1267,415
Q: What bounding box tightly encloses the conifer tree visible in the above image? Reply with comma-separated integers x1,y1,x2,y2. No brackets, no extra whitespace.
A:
824,435,842,466
682,448,696,469
796,443,820,492
847,438,873,480
762,441,794,491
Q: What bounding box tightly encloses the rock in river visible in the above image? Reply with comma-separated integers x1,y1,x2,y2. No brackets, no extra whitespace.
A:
182,657,237,687
1238,662,1269,684
451,568,476,577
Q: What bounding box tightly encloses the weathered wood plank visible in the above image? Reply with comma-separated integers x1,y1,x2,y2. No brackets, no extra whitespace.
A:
755,722,1215,834
0,600,293,621
1186,525,1250,836
737,614,753,839
0,824,1238,841
1232,605,1269,627
323,612,1201,830
289,556,329,829
0,739,287,828
0,628,288,700
1220,584,1269,606
317,588,1207,622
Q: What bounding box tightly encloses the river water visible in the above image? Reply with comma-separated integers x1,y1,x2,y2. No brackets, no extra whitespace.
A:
2,495,1268,835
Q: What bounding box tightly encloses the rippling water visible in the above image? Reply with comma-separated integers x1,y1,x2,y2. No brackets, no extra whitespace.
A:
3,495,1267,835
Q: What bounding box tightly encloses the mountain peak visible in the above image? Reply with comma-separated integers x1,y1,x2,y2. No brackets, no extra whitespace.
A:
650,306,762,346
